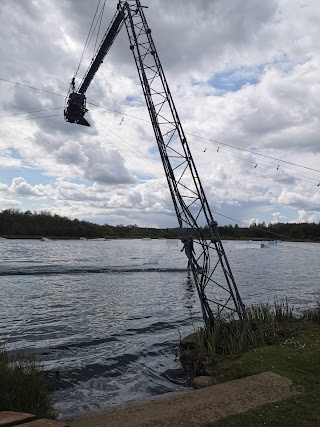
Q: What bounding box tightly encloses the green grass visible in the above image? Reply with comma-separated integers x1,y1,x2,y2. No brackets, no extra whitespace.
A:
0,347,55,419
187,302,320,427
204,323,320,426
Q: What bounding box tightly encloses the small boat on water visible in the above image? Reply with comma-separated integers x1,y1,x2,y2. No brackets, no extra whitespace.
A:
236,241,268,249
267,240,281,245
141,237,152,240
41,237,52,241
80,237,87,240
0,237,7,240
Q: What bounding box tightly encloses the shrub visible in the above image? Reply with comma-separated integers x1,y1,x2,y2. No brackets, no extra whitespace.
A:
0,347,55,419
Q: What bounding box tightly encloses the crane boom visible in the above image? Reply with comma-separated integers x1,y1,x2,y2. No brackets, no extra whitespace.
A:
78,9,125,94
64,8,124,126
64,1,248,328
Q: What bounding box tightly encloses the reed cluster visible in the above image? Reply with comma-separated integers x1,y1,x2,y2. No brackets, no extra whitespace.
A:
0,347,55,419
302,300,320,325
193,299,305,369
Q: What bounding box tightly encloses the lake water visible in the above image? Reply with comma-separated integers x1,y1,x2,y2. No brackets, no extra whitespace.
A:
0,238,319,419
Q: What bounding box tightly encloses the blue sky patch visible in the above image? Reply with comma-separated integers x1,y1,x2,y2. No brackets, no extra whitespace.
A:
66,177,92,187
123,95,144,107
208,65,265,92
148,146,159,156
9,147,22,159
0,165,54,187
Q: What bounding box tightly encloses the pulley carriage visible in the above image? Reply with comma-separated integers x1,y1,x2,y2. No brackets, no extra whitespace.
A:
64,92,90,127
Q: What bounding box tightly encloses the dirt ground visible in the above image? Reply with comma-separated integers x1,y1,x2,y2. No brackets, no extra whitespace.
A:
68,371,302,427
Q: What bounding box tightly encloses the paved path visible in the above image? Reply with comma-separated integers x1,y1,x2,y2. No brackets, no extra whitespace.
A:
69,371,302,427
0,411,68,427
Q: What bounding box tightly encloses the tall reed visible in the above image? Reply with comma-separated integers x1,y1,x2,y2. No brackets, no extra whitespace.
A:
0,347,55,419
303,300,320,325
194,299,297,367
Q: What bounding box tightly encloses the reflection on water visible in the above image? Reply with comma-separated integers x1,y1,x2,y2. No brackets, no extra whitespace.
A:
184,271,196,312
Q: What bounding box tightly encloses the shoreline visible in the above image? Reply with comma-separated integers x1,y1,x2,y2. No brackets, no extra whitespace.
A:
62,388,191,423
66,372,301,427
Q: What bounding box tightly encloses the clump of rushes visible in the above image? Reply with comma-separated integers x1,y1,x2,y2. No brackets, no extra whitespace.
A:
303,300,320,325
193,298,300,373
0,347,55,419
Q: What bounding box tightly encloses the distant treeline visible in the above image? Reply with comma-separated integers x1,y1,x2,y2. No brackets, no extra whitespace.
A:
0,209,320,241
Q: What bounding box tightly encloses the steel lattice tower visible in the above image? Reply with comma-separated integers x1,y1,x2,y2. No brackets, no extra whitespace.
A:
119,0,248,327
65,0,248,328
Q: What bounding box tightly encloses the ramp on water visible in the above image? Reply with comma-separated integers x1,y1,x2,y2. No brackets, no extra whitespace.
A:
69,371,302,427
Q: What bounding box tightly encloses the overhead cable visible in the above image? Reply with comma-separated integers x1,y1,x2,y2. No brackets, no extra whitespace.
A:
93,117,162,175
91,106,320,185
187,132,320,174
0,107,63,119
1,77,319,176
90,121,159,180
93,1,106,56
4,114,63,123
192,137,319,185
0,78,64,97
74,0,102,79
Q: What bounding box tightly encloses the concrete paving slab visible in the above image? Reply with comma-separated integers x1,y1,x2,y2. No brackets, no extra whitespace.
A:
69,371,303,427
0,412,36,427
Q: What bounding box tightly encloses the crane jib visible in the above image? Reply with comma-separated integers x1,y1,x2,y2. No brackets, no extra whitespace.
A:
64,9,124,127
78,10,124,95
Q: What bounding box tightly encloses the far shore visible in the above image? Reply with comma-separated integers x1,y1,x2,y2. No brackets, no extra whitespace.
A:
1,235,319,243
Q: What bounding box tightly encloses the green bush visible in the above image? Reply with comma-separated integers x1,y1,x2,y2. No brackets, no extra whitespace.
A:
0,347,55,419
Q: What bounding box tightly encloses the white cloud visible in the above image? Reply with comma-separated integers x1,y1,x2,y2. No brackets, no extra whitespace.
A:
0,0,320,226
277,189,320,211
0,197,21,207
0,155,21,168
10,178,54,198
271,211,288,223
294,209,320,224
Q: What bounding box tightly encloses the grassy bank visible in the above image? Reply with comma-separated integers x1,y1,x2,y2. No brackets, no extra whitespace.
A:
185,302,320,426
208,323,320,426
0,347,55,419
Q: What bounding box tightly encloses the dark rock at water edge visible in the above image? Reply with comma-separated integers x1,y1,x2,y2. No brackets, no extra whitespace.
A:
161,368,189,386
192,376,220,389
180,332,198,350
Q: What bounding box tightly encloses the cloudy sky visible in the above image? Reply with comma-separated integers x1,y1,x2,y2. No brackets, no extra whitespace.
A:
0,0,319,228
